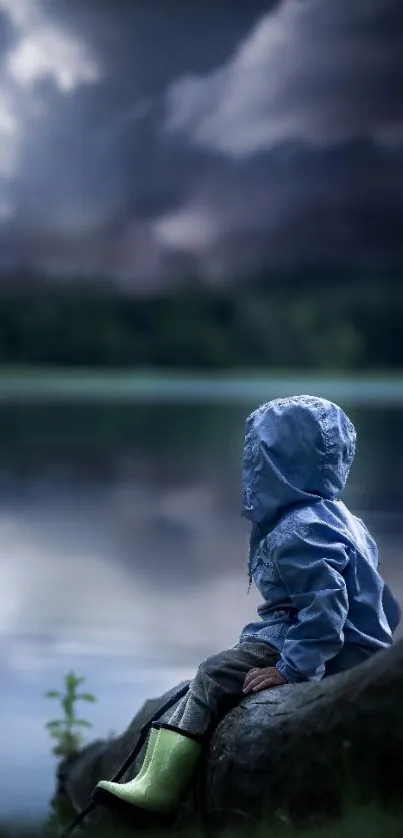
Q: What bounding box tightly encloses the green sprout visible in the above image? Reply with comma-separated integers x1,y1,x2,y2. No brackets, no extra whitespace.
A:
44,671,97,759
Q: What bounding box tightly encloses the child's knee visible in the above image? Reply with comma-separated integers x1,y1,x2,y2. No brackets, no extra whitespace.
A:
195,652,226,683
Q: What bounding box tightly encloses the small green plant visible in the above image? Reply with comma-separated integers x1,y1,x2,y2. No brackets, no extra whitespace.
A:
44,670,97,759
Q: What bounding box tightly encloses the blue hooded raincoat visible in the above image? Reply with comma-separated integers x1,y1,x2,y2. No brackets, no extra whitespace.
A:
240,395,401,682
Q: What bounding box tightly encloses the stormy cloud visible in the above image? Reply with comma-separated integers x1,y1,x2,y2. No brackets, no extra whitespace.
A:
0,0,402,287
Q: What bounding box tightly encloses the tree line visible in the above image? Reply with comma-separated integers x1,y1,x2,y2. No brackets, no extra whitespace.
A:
0,274,401,370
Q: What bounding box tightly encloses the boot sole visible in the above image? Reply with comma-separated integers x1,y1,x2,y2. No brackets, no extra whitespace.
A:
92,786,176,829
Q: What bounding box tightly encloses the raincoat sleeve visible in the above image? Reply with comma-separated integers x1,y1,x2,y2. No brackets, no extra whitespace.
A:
272,524,349,682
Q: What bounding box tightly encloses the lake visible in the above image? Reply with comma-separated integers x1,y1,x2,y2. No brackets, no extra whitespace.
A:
1,389,402,823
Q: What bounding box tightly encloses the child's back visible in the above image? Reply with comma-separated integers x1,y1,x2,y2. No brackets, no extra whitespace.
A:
240,395,401,682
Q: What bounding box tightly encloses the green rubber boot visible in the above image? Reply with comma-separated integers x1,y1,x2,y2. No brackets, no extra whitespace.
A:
93,724,203,815
134,725,159,781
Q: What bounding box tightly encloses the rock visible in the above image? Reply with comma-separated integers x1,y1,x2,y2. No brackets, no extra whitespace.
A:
58,641,403,833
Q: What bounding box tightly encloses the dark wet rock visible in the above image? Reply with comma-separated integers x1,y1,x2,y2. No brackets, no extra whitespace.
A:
58,641,403,833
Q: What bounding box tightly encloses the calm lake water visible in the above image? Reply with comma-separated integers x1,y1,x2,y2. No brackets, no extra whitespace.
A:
1,393,403,823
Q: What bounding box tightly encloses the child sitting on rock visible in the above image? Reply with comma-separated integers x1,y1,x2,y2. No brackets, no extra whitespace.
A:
94,395,400,818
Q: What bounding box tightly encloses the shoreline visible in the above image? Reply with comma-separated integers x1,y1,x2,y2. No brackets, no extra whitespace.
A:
0,368,402,404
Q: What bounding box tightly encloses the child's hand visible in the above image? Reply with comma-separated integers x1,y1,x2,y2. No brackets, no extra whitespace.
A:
243,666,288,694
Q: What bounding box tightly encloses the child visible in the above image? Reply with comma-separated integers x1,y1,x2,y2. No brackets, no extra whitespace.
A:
94,395,400,817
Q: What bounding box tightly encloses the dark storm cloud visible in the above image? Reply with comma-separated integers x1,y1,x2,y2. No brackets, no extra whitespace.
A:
165,0,403,153
0,0,402,286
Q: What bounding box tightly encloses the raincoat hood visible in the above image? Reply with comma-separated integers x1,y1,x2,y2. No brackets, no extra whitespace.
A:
242,395,356,526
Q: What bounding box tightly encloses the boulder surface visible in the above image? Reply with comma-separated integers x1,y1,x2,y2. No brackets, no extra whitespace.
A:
58,641,403,832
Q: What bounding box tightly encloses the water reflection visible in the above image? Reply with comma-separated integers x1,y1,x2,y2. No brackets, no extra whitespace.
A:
0,400,402,822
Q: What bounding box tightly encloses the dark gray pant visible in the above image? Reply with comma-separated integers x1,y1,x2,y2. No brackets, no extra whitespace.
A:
167,640,280,738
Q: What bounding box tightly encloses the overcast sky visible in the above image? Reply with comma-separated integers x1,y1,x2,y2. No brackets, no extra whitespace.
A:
0,0,402,288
